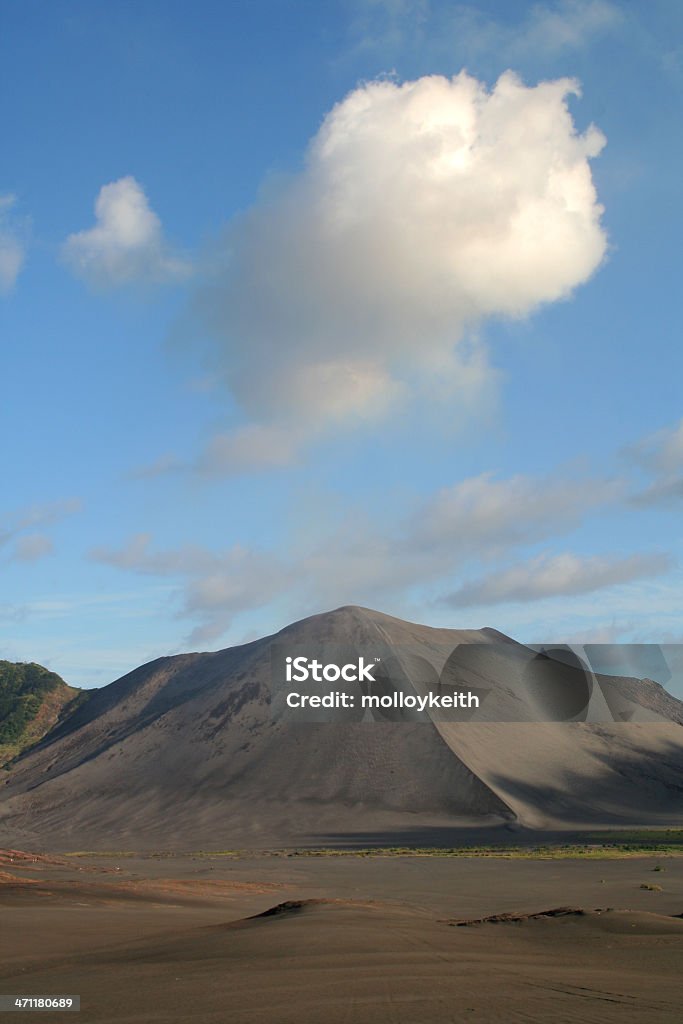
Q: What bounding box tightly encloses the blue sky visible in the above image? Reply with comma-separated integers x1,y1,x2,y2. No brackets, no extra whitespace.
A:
2,0,683,690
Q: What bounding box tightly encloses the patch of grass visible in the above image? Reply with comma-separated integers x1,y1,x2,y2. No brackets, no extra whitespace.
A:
279,846,683,860
61,833,683,861
65,850,183,859
585,829,683,847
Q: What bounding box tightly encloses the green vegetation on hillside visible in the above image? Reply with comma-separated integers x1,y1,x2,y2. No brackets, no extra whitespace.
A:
0,661,87,766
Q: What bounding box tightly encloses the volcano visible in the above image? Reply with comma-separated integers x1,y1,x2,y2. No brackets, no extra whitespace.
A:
1,606,682,850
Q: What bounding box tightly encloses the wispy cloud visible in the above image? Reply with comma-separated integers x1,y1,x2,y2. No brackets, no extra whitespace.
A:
520,0,623,53
412,472,621,554
625,418,683,506
90,533,293,646
62,176,191,288
442,551,674,607
11,534,54,563
89,467,619,644
127,453,184,481
0,194,27,294
350,0,623,64
0,498,81,562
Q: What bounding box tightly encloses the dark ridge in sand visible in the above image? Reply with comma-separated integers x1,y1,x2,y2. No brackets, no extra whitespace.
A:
1,605,682,849
247,897,381,920
251,898,324,918
450,905,588,925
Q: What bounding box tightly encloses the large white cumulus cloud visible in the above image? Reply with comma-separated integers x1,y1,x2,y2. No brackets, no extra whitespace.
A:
196,70,606,470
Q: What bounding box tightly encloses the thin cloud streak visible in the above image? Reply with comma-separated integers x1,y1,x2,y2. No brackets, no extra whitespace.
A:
442,551,674,608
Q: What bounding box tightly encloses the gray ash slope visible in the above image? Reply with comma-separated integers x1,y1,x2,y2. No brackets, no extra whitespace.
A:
1,606,682,849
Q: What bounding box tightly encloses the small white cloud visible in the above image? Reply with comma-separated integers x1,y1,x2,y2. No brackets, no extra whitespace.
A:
0,194,26,294
62,176,191,288
442,551,674,607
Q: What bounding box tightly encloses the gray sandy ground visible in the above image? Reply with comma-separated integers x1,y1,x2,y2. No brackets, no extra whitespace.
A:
2,851,682,1023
